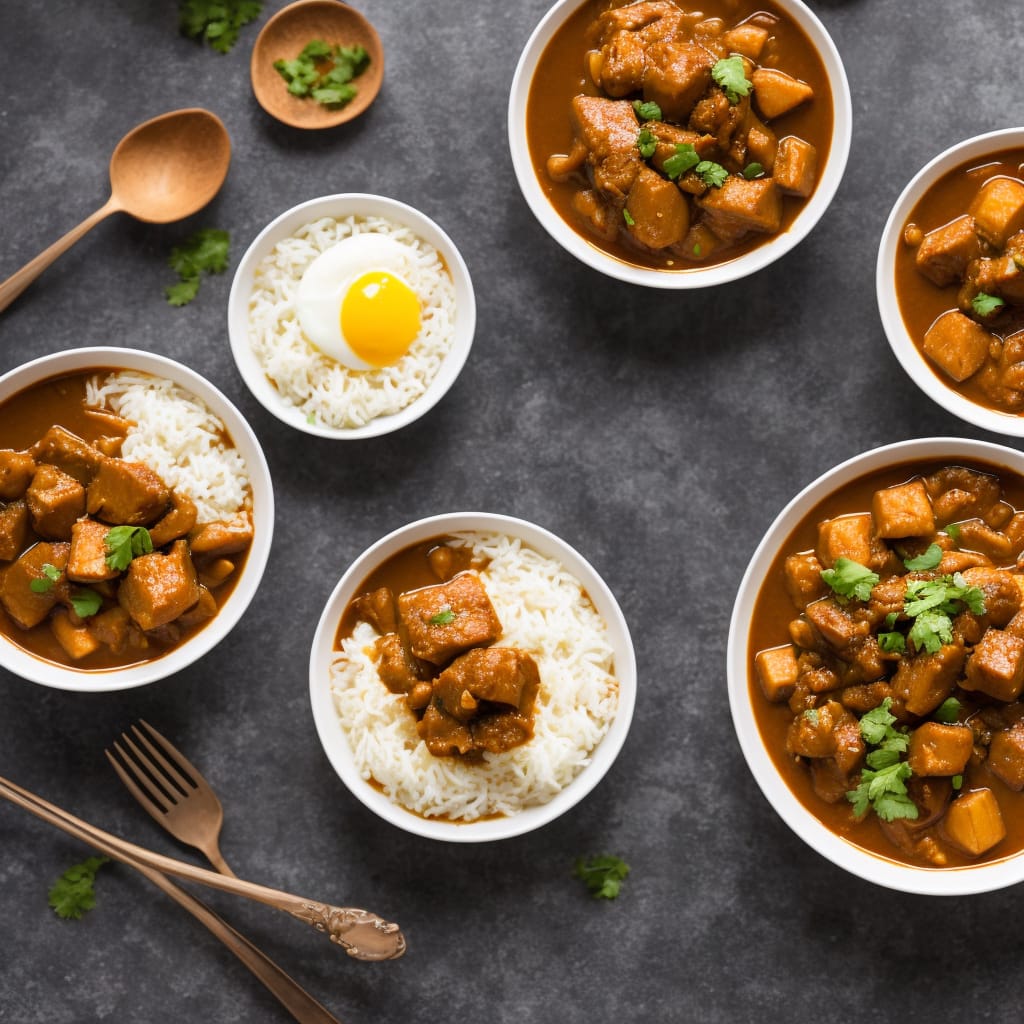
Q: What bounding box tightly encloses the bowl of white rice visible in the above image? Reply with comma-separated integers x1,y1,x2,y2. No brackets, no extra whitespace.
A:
0,347,273,691
227,193,475,439
309,513,635,841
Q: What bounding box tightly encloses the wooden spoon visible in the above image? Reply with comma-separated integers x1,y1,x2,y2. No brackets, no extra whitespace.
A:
251,0,383,130
0,108,231,313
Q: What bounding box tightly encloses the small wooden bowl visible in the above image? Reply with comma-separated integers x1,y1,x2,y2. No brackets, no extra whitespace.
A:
251,0,383,129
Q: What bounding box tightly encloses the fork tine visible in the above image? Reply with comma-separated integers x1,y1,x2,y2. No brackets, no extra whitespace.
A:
114,735,183,806
105,746,172,820
136,719,212,790
130,721,196,795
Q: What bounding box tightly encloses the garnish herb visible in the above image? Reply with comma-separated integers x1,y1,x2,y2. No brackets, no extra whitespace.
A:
934,697,962,724
273,40,371,108
903,543,943,572
846,699,918,822
695,160,729,188
573,854,630,899
803,708,819,726
945,523,961,542
623,209,636,227
904,573,985,654
692,243,702,256
48,857,110,920
972,292,1006,317
879,631,906,654
29,563,62,594
70,589,103,619
952,774,964,790
632,99,662,121
104,526,154,572
179,0,262,54
884,612,899,629
742,162,764,179
635,128,658,159
429,607,456,626
820,557,879,602
663,142,700,180
711,54,752,104
166,228,230,307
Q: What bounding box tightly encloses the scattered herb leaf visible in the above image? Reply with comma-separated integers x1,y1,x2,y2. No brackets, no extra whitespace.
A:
663,142,700,180
692,243,702,256
179,0,262,54
904,573,985,654
742,162,764,179
70,588,103,619
104,526,154,572
945,523,961,542
696,160,729,188
635,128,658,159
934,697,962,724
429,607,456,626
711,54,752,103
879,631,906,654
820,557,879,603
29,563,62,594
623,208,636,226
573,854,630,899
846,700,917,822
632,99,662,121
48,856,110,920
972,292,1006,317
166,228,230,307
904,543,943,571
884,612,899,629
273,40,370,108
952,774,964,790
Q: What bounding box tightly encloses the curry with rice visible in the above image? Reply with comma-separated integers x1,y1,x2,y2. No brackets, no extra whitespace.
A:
526,0,834,270
750,460,1024,868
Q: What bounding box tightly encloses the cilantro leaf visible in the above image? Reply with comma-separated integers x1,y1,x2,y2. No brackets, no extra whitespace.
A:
573,854,630,899
179,0,262,54
903,543,943,571
711,54,752,103
165,277,200,307
879,631,906,654
903,574,985,652
429,607,456,626
272,38,370,109
165,229,229,307
29,562,62,594
858,698,899,746
636,128,657,159
70,588,103,619
972,292,1005,317
820,557,879,602
623,208,636,227
847,761,918,823
742,162,764,179
663,142,701,181
696,160,729,188
908,608,953,654
934,697,962,724
945,523,961,542
632,99,662,121
48,856,110,920
104,526,154,572
312,84,358,107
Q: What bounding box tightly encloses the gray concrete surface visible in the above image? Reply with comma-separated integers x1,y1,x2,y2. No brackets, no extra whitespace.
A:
2,1,1023,1021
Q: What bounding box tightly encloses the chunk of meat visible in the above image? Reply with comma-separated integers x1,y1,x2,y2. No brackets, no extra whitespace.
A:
86,459,169,526
641,39,715,122
374,632,423,695
67,518,120,583
772,136,817,197
31,426,104,484
804,598,870,649
0,541,70,629
751,68,814,119
417,704,474,757
964,628,1024,702
147,491,198,548
398,572,502,665
696,177,782,240
914,215,988,287
816,513,873,568
960,566,1020,625
0,450,36,500
624,166,689,249
892,643,966,715
987,723,1024,790
570,96,640,163
596,29,647,96
433,648,540,723
924,466,1000,522
783,552,827,610
188,514,254,559
688,91,745,151
922,310,992,383
354,587,399,636
87,605,136,654
0,500,30,561
585,1,682,47
471,711,534,755
25,465,86,540
117,539,200,631
906,722,974,776
754,644,799,702
871,479,935,539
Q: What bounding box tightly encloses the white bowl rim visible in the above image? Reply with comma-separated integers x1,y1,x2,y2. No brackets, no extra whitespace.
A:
728,435,1024,895
877,127,1024,437
227,192,476,440
0,347,274,693
507,0,853,289
309,511,637,842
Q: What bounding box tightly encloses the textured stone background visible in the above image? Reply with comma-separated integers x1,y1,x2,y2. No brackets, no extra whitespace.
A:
1,1,1023,1021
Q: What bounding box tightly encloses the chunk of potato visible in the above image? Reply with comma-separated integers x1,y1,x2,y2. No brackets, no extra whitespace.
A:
755,645,799,702
891,644,965,716
942,788,1006,857
964,628,1024,702
969,177,1024,248
751,68,814,119
720,23,768,60
907,722,973,776
773,137,817,197
988,723,1024,790
872,479,935,538
914,215,987,287
817,513,873,568
922,310,993,383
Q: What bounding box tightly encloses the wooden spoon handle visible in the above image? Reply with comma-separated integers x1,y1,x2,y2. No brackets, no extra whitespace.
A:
132,860,344,1024
0,197,121,313
0,775,406,961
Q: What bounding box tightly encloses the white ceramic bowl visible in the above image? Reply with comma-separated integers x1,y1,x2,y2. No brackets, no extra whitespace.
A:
728,436,1024,895
227,193,475,439
0,347,273,692
309,512,636,841
507,0,852,289
877,128,1024,437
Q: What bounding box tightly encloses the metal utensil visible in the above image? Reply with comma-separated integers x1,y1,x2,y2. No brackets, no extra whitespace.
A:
0,774,405,961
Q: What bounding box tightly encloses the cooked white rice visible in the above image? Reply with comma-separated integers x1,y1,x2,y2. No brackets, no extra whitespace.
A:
247,215,456,429
85,371,251,525
330,532,619,821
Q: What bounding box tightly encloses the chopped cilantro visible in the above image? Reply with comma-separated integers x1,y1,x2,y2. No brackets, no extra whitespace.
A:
104,526,154,572
663,142,700,180
179,0,262,54
904,573,985,653
48,857,110,920
573,854,630,899
692,243,702,256
712,54,752,103
273,40,370,108
952,774,964,790
696,160,729,188
623,208,636,227
884,612,899,629
742,162,764,179
846,700,918,823
166,228,230,307
934,697,962,724
820,557,879,602
903,543,943,571
879,631,906,654
635,128,658,159
429,607,456,626
945,523,961,542
972,292,1006,317
29,563,62,594
70,589,103,619
632,99,662,121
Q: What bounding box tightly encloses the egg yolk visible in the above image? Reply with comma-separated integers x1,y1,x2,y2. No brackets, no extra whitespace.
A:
340,271,421,367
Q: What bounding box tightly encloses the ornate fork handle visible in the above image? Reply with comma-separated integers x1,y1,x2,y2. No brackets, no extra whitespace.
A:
0,774,405,962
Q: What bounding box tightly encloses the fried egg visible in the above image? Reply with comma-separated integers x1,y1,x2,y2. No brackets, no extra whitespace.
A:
296,234,422,370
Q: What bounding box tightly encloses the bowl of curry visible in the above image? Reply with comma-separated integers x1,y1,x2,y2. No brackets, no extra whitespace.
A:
0,348,273,691
309,512,635,841
729,437,1024,894
878,129,1024,436
508,0,851,287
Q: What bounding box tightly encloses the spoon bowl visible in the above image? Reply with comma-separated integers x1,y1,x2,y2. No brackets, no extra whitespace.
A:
0,108,231,312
